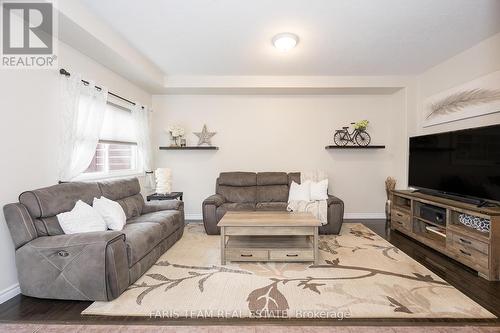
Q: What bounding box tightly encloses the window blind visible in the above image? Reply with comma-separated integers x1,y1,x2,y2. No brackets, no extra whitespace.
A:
99,102,137,144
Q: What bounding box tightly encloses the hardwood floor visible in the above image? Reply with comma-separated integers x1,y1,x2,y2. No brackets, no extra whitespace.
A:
0,219,499,327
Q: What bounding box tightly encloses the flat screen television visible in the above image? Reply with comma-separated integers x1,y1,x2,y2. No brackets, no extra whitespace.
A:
408,124,500,204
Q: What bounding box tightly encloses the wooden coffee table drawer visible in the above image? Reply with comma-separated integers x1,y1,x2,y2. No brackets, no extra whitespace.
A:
226,249,269,261
269,249,314,261
218,211,321,265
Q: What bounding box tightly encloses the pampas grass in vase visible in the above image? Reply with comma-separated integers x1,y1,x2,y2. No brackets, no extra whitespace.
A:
385,177,397,221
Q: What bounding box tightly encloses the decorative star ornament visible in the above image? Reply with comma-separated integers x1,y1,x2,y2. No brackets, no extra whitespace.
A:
193,124,216,146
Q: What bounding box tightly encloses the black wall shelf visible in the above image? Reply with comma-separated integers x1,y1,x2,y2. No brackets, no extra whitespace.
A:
325,145,385,149
159,146,219,150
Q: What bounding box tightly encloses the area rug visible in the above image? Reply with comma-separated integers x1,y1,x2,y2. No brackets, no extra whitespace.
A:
2,324,500,333
83,223,495,319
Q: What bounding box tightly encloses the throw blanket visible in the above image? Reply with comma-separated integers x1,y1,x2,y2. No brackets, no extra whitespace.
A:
287,170,328,225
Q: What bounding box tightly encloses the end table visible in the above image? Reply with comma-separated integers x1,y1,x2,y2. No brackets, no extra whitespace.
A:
146,192,183,201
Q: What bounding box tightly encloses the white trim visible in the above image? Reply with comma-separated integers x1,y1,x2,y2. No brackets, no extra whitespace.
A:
0,283,20,304
185,213,386,220
185,213,203,220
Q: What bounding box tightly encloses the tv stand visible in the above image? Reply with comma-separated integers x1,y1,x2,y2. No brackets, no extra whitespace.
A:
477,200,500,208
391,190,500,281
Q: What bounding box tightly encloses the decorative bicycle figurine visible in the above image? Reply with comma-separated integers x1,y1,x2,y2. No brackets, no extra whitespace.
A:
333,120,371,146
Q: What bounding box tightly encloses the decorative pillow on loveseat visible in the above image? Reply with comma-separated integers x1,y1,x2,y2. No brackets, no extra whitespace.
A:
288,181,311,202
310,179,329,200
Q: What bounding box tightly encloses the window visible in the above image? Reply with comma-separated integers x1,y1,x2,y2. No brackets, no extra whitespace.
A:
83,101,140,178
85,142,137,173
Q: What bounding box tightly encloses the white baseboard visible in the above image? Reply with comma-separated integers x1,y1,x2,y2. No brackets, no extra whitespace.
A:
0,283,20,304
185,213,203,220
185,213,385,220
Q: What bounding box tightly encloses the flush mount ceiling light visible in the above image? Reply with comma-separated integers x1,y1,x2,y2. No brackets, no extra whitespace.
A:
272,33,299,52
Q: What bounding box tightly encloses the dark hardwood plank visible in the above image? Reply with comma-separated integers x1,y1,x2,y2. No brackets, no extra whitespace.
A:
0,219,499,327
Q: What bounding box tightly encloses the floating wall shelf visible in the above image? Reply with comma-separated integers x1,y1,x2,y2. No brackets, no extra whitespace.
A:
159,146,219,150
325,145,386,149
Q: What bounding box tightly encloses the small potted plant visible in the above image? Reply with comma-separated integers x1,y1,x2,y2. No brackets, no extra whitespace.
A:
166,126,185,147
354,120,369,131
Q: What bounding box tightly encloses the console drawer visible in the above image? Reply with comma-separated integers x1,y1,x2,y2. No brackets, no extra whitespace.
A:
448,243,489,271
448,232,489,255
392,209,411,231
269,249,314,261
226,249,268,261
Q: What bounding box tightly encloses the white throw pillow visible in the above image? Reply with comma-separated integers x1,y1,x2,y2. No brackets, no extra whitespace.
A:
310,179,329,201
288,181,311,202
93,196,126,231
57,200,107,234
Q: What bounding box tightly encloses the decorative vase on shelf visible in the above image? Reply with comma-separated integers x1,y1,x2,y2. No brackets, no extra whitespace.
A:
166,125,185,147
169,135,178,147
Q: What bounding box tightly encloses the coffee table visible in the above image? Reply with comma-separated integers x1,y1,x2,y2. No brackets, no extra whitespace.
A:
217,211,321,265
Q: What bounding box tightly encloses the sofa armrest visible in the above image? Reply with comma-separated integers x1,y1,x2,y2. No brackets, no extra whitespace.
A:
202,194,225,235
321,195,345,235
327,194,344,206
15,231,129,301
3,203,38,249
203,194,225,207
143,200,184,214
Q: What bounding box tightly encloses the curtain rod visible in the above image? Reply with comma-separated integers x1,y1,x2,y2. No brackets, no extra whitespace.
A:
59,68,145,110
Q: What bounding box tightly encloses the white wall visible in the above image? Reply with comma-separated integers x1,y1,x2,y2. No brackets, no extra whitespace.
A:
410,32,500,137
0,41,152,303
152,92,407,219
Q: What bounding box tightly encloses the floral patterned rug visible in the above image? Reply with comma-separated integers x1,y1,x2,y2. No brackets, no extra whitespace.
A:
83,223,494,319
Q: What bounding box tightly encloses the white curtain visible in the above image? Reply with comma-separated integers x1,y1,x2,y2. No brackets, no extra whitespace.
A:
131,104,153,173
59,74,108,181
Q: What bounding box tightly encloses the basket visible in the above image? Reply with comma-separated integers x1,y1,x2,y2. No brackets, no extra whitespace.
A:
458,213,490,233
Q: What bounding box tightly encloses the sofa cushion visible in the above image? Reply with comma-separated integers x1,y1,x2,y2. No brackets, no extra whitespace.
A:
33,216,64,236
19,182,101,219
218,185,256,203
256,185,289,202
257,172,288,185
218,172,256,186
288,172,301,186
122,222,164,267
256,202,288,211
127,210,183,239
216,203,255,221
98,178,141,201
116,193,144,219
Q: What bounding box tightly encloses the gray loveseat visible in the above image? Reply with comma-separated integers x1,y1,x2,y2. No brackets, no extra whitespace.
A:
3,178,184,301
202,172,344,235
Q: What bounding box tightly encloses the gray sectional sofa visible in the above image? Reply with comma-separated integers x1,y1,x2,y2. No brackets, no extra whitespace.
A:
202,172,344,235
3,178,184,301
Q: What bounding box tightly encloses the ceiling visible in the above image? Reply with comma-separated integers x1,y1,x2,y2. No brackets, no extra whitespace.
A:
82,0,500,76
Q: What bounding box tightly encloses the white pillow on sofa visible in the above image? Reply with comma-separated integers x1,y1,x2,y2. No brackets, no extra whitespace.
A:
288,181,311,202
57,200,107,234
310,179,329,200
93,196,126,231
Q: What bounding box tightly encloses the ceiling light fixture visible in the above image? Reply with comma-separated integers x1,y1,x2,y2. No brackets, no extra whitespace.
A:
272,33,299,52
